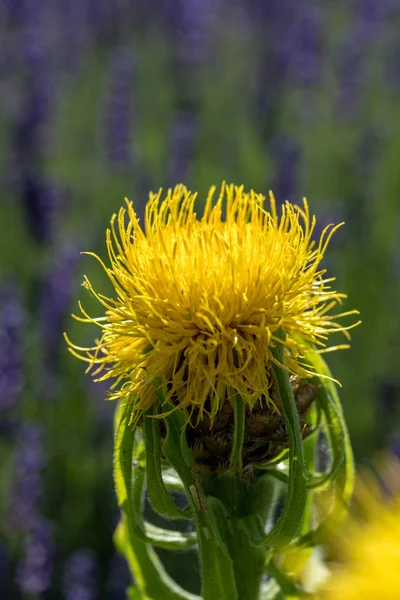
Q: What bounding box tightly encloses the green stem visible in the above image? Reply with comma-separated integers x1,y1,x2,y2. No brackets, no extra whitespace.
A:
203,472,276,600
161,406,238,600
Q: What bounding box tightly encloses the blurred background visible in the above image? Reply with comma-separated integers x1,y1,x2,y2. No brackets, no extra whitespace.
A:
1,1,400,597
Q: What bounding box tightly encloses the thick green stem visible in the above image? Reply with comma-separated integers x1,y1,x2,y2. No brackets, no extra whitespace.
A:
203,472,278,600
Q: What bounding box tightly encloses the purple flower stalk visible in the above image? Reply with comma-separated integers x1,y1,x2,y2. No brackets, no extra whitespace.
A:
270,134,301,204
168,110,197,185
20,173,66,244
0,286,24,413
39,241,80,378
163,0,221,65
11,423,45,532
104,48,134,170
63,550,98,600
279,6,324,86
16,517,53,596
335,1,393,118
14,0,55,160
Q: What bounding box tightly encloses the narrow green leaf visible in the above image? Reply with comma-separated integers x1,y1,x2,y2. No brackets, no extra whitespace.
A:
132,522,197,551
255,329,308,548
143,407,191,519
296,347,354,547
162,467,186,491
229,395,245,473
114,403,199,600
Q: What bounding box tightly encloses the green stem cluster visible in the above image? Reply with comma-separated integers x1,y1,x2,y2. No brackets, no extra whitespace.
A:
113,330,354,599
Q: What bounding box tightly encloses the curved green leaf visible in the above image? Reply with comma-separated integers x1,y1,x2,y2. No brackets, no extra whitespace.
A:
143,406,191,520
296,348,354,547
255,329,308,548
114,403,199,600
229,395,245,473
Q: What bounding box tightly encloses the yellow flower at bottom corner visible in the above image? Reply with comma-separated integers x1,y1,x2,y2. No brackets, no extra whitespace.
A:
65,182,359,427
319,464,400,600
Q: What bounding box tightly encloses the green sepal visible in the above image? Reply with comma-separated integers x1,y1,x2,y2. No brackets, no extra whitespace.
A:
143,405,192,520
128,436,197,550
296,347,354,548
306,380,349,492
255,328,308,548
229,395,245,473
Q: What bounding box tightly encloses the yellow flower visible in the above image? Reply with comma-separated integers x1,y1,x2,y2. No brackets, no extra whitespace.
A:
320,462,400,600
66,183,358,425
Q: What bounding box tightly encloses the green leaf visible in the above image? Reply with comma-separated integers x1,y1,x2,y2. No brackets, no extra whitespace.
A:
255,329,308,548
161,467,186,492
113,403,200,600
143,406,191,520
229,395,246,473
132,522,197,551
296,347,354,547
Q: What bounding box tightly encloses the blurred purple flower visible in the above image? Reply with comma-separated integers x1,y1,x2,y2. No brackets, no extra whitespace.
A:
163,0,221,65
104,48,134,170
351,0,394,41
168,110,197,185
270,134,301,204
279,6,324,87
246,0,323,90
63,549,98,600
106,553,131,600
16,517,53,596
335,1,394,118
11,423,45,532
13,0,56,160
58,0,91,71
39,241,81,378
335,33,364,119
0,286,25,412
19,173,66,244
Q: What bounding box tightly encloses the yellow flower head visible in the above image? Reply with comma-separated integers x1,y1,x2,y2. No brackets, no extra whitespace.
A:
66,183,358,425
320,460,400,600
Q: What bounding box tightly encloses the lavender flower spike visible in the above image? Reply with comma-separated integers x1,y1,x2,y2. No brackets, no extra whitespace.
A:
64,550,98,600
0,286,25,413
11,423,45,532
16,517,53,596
